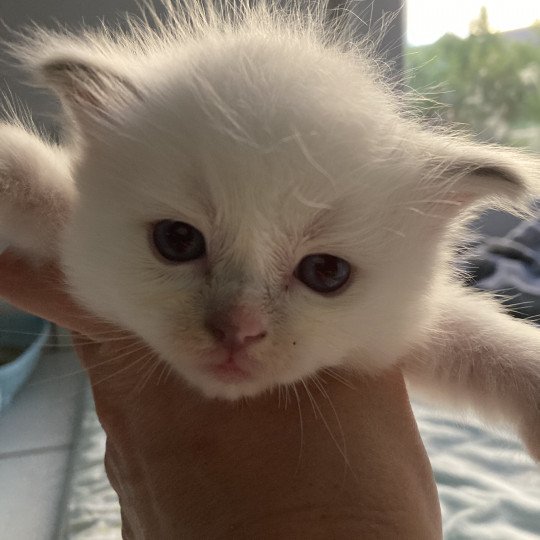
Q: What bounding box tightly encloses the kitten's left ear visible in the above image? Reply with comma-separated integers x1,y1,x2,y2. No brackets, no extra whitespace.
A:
416,135,540,216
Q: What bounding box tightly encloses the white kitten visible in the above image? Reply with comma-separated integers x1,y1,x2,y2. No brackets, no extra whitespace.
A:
1,1,540,458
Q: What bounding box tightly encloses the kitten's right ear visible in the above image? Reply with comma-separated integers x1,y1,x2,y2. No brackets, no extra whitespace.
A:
36,55,142,128
43,59,140,112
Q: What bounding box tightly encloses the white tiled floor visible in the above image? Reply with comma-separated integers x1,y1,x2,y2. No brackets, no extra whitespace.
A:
0,348,87,540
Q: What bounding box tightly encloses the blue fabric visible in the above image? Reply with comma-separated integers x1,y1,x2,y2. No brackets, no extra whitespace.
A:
463,216,540,320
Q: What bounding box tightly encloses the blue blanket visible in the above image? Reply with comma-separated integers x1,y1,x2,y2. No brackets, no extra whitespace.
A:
464,217,540,320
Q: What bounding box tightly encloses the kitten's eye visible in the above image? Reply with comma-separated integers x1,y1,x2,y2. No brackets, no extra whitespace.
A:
294,254,351,293
152,220,206,262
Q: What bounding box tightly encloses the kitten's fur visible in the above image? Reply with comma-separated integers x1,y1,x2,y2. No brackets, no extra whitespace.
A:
1,1,540,458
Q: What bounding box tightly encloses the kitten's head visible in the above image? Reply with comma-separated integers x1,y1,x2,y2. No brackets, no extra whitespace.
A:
23,3,536,399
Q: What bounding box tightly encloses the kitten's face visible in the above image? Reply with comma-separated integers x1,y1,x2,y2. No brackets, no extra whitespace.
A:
10,5,530,399
51,31,526,401
60,72,442,400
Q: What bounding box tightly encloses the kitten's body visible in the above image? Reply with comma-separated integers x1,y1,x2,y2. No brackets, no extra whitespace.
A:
1,1,540,458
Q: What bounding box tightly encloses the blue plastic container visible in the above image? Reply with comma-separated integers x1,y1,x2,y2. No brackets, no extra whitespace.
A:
0,308,50,414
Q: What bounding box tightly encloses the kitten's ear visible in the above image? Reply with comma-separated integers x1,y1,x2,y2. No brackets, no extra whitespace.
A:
417,136,539,216
38,55,142,127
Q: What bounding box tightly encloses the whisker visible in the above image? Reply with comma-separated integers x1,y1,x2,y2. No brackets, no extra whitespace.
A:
27,339,151,388
301,379,354,479
300,379,318,419
132,354,162,394
321,367,356,390
292,383,305,475
311,373,352,486
162,363,175,384
26,365,86,388
156,360,172,385
89,350,154,389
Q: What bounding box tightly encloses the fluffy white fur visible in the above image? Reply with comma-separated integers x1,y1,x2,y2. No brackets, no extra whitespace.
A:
1,1,540,457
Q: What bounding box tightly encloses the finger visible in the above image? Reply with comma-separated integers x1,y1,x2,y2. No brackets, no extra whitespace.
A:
0,249,117,337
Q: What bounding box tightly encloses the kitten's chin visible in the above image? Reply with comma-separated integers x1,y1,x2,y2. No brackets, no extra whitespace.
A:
184,370,274,401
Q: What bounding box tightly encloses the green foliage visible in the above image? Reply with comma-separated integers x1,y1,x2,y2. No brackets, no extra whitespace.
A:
405,9,540,149
469,6,491,36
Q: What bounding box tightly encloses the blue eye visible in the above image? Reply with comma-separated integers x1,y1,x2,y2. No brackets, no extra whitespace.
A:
152,220,206,263
295,254,351,293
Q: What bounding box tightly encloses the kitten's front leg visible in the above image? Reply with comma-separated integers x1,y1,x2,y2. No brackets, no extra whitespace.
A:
402,284,540,461
0,123,74,260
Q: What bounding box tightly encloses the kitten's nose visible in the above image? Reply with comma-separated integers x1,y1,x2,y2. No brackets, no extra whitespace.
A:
205,305,268,347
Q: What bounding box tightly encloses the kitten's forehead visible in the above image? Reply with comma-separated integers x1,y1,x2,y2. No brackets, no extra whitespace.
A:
131,35,387,192
119,100,401,265
95,38,412,261
134,100,358,213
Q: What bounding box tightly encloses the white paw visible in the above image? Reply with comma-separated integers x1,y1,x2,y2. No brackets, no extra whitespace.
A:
0,123,73,258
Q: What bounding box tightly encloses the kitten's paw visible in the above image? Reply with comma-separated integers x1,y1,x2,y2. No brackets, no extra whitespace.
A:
0,123,74,259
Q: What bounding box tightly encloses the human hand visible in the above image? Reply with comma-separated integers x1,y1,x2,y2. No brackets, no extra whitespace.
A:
0,250,441,539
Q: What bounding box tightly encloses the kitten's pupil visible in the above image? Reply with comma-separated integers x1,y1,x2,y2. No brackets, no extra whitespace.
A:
295,254,351,293
152,220,206,262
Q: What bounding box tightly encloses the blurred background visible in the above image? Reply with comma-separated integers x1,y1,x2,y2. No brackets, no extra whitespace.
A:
0,1,539,539
407,2,540,151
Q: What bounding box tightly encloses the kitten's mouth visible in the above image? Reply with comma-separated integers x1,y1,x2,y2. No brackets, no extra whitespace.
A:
206,354,252,382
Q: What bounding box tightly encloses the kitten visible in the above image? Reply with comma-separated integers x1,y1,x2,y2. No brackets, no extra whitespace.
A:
1,1,540,459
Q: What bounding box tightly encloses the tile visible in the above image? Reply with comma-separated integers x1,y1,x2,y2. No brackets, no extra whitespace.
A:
0,449,70,540
0,349,86,455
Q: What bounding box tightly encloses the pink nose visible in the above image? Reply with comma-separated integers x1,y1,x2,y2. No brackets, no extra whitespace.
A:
205,305,268,347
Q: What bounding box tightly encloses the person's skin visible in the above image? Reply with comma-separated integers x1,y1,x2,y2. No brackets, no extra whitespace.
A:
0,250,442,539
